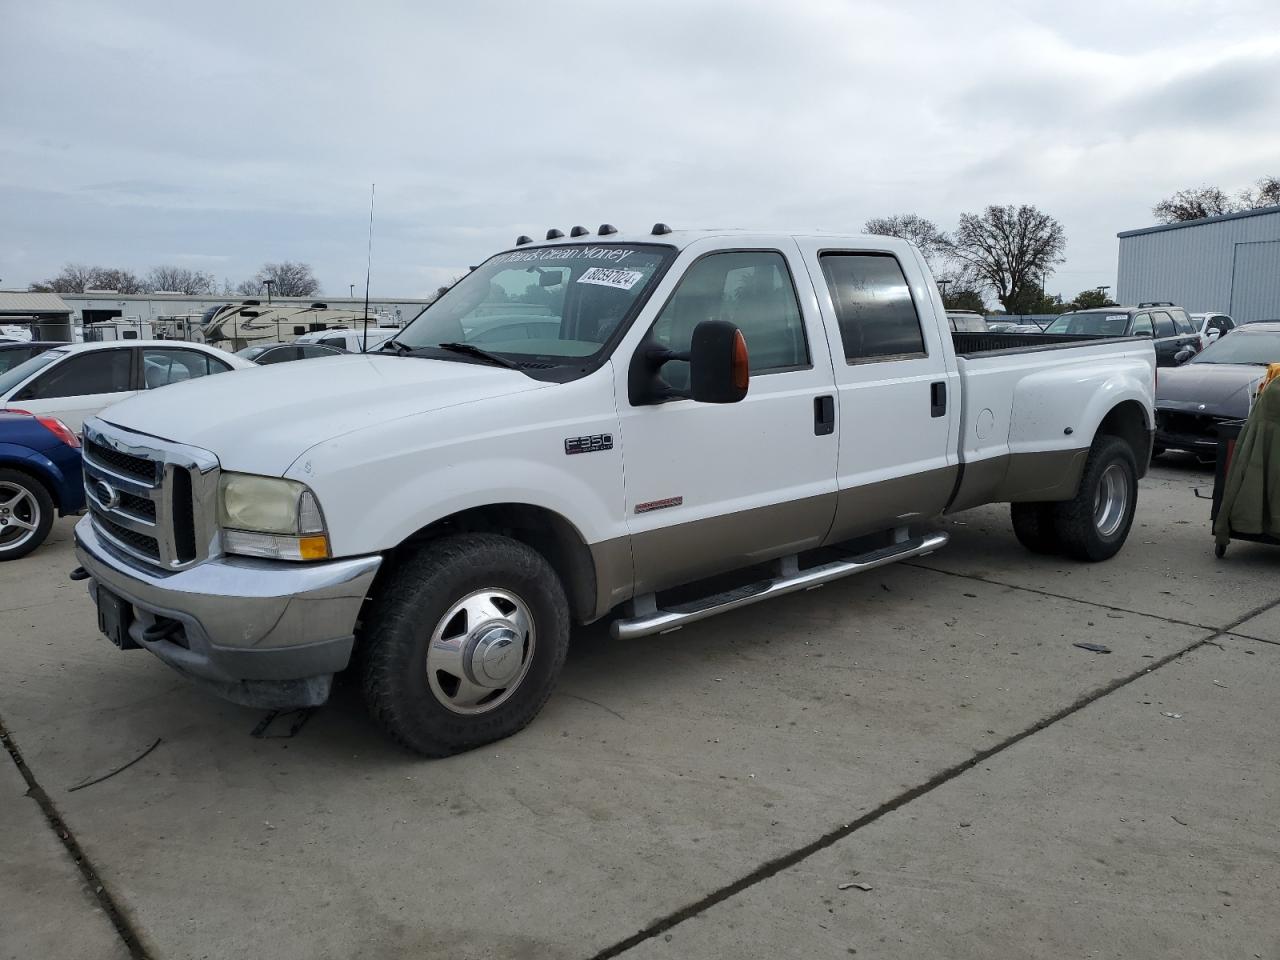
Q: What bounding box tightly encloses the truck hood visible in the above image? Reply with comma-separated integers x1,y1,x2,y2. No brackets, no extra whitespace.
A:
100,353,548,474
1155,363,1266,417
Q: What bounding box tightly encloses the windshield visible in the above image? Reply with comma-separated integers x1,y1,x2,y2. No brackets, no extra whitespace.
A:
0,349,64,396
1190,330,1280,365
1043,312,1131,336
394,243,674,363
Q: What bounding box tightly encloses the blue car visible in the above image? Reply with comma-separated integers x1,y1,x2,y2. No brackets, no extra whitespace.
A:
0,410,85,560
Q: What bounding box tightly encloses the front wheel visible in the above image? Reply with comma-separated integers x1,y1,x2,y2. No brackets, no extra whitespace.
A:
1053,436,1138,562
0,469,54,562
360,533,570,757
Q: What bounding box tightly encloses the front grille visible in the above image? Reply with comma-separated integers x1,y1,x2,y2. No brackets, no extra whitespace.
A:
84,438,157,483
82,422,219,570
94,512,161,560
118,490,157,521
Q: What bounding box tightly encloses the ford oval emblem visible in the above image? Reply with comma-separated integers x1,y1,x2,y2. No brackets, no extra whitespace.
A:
92,479,121,510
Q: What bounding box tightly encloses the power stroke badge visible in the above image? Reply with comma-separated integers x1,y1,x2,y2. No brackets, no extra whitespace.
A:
564,434,613,455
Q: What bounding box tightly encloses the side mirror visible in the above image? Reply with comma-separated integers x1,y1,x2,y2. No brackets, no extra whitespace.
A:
689,320,749,404
628,319,749,405
1174,346,1196,365
1207,329,1221,342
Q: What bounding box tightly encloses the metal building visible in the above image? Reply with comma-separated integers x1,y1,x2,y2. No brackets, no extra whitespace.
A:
1116,205,1280,322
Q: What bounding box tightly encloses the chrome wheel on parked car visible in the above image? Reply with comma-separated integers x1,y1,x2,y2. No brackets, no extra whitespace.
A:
425,587,536,715
0,477,43,556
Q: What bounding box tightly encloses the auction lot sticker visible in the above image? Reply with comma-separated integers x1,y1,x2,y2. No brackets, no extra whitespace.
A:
578,267,644,290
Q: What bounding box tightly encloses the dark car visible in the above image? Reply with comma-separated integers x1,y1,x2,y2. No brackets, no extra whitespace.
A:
0,341,69,375
1043,302,1201,367
1154,321,1280,457
0,410,85,560
235,341,345,365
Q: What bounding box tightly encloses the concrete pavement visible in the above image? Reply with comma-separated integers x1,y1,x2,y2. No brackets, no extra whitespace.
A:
0,457,1276,959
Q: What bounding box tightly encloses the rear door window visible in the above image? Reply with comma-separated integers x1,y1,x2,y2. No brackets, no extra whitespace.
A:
24,349,132,399
820,253,926,362
141,348,230,388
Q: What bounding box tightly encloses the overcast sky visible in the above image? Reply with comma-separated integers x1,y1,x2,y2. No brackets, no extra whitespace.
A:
3,0,1279,301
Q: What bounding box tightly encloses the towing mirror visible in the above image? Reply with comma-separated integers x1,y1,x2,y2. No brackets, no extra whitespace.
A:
689,320,750,404
627,319,750,405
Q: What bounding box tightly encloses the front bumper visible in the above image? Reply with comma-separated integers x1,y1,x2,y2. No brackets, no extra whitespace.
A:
1154,408,1223,455
74,516,381,708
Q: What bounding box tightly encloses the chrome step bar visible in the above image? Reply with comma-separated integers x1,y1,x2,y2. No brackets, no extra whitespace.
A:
611,531,949,640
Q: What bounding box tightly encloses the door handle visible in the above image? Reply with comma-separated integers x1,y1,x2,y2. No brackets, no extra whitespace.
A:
814,395,835,435
930,381,947,418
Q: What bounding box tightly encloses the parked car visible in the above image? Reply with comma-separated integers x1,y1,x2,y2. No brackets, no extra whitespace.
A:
1189,312,1236,350
0,341,68,375
946,311,988,333
0,341,251,433
1154,321,1280,457
985,321,1020,333
0,410,85,560
1043,302,1201,366
236,341,346,364
294,327,397,353
74,227,1154,756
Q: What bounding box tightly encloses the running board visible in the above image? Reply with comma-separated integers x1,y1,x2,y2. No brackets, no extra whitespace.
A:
611,531,949,640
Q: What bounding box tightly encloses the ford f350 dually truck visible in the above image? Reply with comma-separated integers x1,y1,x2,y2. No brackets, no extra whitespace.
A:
73,226,1156,756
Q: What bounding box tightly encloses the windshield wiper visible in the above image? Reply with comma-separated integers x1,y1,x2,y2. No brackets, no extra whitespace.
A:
377,339,412,355
432,342,522,370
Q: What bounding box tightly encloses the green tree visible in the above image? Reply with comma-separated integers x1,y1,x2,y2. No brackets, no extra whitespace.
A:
1070,289,1113,310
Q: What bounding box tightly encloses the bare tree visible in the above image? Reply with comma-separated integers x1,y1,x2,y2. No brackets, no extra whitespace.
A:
237,261,320,298
146,265,216,295
1152,186,1236,224
863,214,951,271
28,263,98,293
234,278,263,297
1238,175,1280,210
952,204,1066,314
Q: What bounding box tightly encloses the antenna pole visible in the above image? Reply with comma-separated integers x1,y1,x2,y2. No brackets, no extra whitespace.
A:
362,183,375,351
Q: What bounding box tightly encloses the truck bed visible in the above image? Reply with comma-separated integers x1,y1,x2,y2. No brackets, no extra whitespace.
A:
951,332,1125,357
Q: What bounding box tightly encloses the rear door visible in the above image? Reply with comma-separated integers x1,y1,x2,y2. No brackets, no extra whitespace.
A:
794,238,959,542
7,347,137,433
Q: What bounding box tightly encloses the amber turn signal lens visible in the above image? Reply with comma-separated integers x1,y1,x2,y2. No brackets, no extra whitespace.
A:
731,330,750,392
298,535,330,560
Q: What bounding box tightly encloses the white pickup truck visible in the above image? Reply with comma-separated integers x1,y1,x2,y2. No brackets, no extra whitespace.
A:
73,227,1156,756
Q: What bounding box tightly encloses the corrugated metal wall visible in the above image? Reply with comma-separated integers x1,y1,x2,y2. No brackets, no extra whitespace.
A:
1116,208,1280,321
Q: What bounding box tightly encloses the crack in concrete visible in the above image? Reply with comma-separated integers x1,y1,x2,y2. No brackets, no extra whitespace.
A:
0,712,152,960
585,593,1280,960
904,560,1216,631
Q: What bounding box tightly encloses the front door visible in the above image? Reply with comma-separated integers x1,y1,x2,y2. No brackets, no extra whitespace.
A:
793,239,959,542
615,242,840,596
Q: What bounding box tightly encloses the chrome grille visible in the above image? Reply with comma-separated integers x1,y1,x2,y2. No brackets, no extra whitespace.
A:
82,420,221,570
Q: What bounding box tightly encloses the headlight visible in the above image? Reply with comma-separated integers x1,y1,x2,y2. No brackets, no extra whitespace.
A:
218,473,329,561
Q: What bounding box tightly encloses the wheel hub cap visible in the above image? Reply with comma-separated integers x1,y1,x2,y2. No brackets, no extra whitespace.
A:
425,588,536,716
468,626,522,687
1093,463,1129,538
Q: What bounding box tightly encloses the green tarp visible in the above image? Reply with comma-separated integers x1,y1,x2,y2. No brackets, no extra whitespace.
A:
1214,381,1280,546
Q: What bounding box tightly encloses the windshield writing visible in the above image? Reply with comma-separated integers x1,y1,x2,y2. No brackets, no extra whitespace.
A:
395,244,672,363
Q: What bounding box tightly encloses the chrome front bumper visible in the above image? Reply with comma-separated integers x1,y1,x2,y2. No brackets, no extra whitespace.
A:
75,515,382,707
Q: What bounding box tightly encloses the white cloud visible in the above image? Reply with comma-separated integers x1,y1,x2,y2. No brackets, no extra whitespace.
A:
1,0,1278,299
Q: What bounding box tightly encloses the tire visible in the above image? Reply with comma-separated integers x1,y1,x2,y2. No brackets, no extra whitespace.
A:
0,468,54,562
360,533,570,757
1010,502,1060,554
1052,435,1138,562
